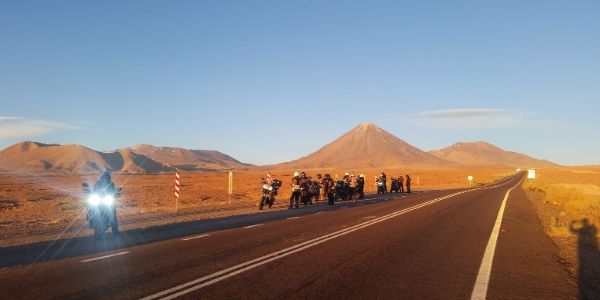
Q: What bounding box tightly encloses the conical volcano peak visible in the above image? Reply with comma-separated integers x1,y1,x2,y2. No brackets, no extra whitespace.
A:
273,123,446,169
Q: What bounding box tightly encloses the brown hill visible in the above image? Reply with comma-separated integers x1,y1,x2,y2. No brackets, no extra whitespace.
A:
127,145,252,171
429,141,557,168
272,123,447,169
0,141,173,174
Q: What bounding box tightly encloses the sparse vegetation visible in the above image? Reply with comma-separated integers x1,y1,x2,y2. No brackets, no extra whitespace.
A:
523,168,600,239
523,167,600,298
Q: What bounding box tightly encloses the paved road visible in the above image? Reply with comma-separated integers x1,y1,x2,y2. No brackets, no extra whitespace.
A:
0,173,578,299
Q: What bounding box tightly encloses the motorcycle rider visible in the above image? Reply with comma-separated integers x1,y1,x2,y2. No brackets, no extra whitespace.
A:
380,171,388,193
299,172,312,206
289,172,301,209
349,174,358,200
90,171,119,234
398,175,404,193
322,174,335,205
405,174,412,193
357,174,365,199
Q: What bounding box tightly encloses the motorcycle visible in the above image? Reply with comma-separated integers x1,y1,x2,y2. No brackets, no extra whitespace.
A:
259,179,282,210
390,179,400,193
334,180,350,201
376,179,386,195
82,182,122,238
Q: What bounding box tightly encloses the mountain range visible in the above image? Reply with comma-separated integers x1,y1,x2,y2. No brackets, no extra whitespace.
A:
0,123,556,174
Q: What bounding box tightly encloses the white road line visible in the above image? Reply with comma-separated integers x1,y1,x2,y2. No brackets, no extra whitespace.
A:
140,178,517,300
286,217,300,220
182,234,211,241
81,251,129,263
244,224,264,229
470,179,523,300
313,211,325,215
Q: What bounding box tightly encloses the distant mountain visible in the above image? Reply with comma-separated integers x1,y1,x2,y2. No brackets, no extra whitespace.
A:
126,145,252,171
429,141,557,168
0,141,251,174
272,123,447,169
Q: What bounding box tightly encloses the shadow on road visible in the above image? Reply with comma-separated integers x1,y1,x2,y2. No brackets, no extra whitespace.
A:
569,218,600,300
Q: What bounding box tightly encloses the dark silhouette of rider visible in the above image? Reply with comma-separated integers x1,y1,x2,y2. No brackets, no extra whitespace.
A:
94,171,116,195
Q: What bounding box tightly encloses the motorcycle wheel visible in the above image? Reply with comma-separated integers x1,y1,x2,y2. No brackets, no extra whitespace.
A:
94,222,104,239
267,197,274,208
111,219,119,234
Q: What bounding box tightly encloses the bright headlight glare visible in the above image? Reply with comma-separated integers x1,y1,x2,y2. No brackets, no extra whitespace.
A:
88,194,101,206
102,195,115,206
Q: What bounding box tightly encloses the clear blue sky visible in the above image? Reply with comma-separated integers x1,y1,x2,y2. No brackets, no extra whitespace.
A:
1,1,599,165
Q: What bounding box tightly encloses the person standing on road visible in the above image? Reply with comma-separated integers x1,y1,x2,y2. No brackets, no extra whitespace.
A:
380,171,388,193
357,174,365,199
405,175,411,193
349,174,358,200
299,172,311,206
289,172,301,209
398,175,404,193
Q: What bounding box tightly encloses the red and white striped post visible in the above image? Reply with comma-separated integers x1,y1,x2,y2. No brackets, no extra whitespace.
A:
174,170,180,212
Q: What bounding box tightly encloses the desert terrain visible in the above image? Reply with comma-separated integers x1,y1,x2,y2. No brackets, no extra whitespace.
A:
523,166,600,298
0,167,514,244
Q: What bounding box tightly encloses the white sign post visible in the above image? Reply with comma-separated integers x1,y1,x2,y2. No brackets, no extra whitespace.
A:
468,176,474,187
528,169,536,180
228,171,233,204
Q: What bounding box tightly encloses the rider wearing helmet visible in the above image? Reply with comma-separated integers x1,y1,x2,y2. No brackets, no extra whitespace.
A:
289,172,301,209
94,171,116,196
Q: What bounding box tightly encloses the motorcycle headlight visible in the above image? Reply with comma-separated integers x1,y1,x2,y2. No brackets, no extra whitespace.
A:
102,195,115,206
88,194,101,206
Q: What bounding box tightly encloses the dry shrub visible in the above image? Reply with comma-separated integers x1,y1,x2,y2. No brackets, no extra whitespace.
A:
523,169,600,239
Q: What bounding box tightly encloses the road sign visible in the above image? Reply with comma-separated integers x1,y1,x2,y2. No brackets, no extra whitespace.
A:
528,169,536,179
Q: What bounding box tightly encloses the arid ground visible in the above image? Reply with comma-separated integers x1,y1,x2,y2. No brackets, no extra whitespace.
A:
0,167,512,242
523,166,600,299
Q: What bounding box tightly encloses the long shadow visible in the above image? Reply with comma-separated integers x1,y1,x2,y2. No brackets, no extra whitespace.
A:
569,218,600,299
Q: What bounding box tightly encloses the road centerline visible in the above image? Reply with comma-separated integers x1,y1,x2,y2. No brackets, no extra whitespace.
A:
182,234,211,241
80,251,129,263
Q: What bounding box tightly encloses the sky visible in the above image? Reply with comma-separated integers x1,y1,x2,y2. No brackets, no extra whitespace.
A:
1,1,599,166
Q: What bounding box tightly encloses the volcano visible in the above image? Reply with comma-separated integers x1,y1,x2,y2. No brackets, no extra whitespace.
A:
273,123,447,169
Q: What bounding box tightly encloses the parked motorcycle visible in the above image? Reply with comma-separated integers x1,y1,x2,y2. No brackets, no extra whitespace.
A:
259,179,282,210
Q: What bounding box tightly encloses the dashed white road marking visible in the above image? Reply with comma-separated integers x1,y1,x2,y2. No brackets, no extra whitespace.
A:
470,179,523,300
244,224,264,229
182,234,211,241
286,217,300,220
81,251,129,263
140,175,520,300
313,211,325,215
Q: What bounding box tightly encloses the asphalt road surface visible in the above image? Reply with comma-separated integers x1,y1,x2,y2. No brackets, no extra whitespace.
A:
0,172,578,299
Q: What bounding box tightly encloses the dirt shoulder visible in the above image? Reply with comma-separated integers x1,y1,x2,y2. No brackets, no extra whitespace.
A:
524,186,600,299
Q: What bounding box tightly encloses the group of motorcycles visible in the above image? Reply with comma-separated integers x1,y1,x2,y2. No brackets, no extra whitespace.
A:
82,171,406,238
259,174,366,210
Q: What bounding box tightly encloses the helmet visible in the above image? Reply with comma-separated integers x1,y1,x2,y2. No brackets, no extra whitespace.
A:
294,171,299,177
360,174,364,178
345,172,349,176
101,171,111,181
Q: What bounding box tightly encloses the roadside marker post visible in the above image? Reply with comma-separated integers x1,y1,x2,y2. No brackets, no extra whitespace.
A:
468,176,474,187
228,171,233,204
174,170,180,212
